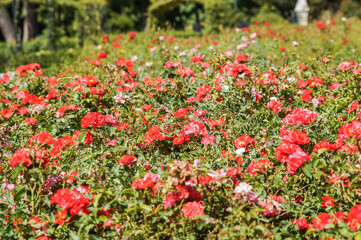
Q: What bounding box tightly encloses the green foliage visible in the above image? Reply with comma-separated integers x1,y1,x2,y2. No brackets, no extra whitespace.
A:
250,4,288,25
0,33,79,72
2,16,361,239
204,0,246,33
340,0,361,18
108,11,135,32
0,0,12,7
148,0,247,32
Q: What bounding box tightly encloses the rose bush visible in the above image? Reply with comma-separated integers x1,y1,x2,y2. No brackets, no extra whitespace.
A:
1,15,361,239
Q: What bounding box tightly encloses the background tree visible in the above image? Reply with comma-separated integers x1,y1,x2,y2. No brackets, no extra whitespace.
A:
1,0,361,45
0,0,15,42
22,0,39,41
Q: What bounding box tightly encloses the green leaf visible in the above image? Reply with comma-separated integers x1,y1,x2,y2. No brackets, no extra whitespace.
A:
78,132,87,142
317,148,328,156
125,206,137,212
12,167,21,179
98,215,108,222
14,186,26,201
137,136,145,143
139,204,152,212
29,219,42,229
84,223,95,233
354,232,361,240
93,193,103,208
254,225,269,234
5,190,14,205
117,146,129,152
152,150,159,161
315,169,322,179
69,232,79,240
312,157,320,168
302,163,312,179
339,227,351,237
121,189,136,195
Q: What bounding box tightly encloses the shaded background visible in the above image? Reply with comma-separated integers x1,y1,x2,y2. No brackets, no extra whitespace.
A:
0,0,360,71
1,0,361,42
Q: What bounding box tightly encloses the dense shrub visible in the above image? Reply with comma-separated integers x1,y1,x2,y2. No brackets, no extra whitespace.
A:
1,15,361,239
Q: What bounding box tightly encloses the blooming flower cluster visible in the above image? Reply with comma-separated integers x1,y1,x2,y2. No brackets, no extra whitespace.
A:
2,16,361,239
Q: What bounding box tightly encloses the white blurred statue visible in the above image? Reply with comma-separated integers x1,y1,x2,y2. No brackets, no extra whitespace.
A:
295,0,309,26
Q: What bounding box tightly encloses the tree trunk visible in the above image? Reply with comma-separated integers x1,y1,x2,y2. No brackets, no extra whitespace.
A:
195,5,200,24
46,0,54,50
13,0,22,52
139,0,149,30
194,4,202,35
22,1,39,42
0,8,15,42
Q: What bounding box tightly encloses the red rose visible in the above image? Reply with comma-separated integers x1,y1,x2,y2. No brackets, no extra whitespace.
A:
275,142,309,175
103,218,114,227
234,135,255,150
337,120,361,141
50,189,90,216
301,90,312,101
181,201,204,219
1,109,12,119
313,140,339,153
31,132,54,146
291,217,311,231
132,178,154,190
321,196,337,208
128,31,136,40
196,85,212,97
84,132,94,146
346,205,361,230
267,100,283,113
82,75,99,86
54,209,68,225
24,117,37,125
281,130,310,145
201,135,216,145
10,148,32,168
118,155,136,167
312,212,332,230
236,53,250,63
141,104,152,111
117,123,129,131
174,108,188,118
